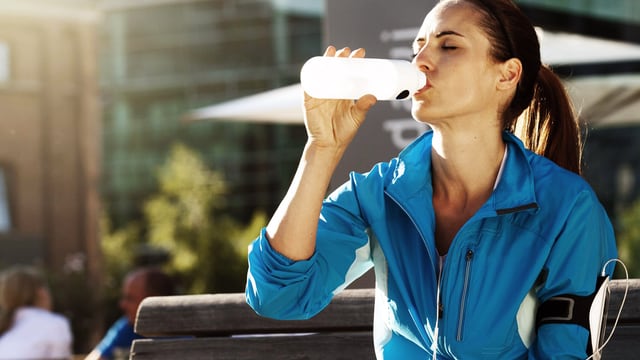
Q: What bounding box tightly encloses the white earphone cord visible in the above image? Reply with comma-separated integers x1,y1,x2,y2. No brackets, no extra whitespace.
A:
585,258,629,360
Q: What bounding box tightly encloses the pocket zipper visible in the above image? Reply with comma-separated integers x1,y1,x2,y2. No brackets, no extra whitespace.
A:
457,249,474,341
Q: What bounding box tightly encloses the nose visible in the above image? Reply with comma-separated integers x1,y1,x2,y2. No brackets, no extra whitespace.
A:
412,44,432,72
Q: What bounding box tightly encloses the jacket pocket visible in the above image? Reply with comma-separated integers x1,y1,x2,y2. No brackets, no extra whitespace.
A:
456,249,474,341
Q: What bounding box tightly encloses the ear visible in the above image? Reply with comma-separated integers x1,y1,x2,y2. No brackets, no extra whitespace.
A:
497,58,522,91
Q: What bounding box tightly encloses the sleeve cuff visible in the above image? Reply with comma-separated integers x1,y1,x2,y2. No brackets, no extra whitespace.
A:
253,227,315,276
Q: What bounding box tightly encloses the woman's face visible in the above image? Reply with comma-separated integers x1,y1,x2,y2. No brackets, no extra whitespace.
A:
35,286,52,311
411,1,506,127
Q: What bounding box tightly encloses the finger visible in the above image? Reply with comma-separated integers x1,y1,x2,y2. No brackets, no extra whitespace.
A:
323,45,336,56
353,94,377,117
356,94,377,110
350,48,366,59
335,47,351,58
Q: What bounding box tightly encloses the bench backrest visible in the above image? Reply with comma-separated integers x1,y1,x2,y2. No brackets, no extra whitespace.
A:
135,288,374,337
132,279,640,359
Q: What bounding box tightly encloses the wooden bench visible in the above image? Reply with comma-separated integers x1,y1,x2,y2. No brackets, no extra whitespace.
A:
131,279,639,359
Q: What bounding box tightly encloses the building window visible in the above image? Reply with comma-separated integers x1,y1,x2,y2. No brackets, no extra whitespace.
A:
0,42,9,84
0,167,11,232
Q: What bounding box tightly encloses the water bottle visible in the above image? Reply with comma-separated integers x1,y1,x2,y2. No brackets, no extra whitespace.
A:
300,56,426,101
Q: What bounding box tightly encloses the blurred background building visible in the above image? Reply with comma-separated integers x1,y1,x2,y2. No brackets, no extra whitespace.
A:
0,0,101,278
99,0,318,228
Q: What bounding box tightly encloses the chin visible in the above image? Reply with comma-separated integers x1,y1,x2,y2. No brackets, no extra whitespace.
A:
411,104,432,123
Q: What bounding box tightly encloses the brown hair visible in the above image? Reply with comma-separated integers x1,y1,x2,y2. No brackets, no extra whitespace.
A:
452,0,582,174
0,266,46,334
130,267,176,297
139,267,175,296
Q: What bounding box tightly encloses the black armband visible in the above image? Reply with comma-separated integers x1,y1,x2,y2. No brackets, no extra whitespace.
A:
536,276,610,357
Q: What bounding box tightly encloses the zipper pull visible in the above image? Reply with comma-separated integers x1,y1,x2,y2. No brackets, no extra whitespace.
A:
466,249,474,261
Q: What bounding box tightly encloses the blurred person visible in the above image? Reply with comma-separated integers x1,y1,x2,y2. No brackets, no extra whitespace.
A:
85,267,175,360
0,265,73,359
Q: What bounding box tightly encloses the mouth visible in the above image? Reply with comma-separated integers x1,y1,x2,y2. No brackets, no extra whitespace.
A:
413,79,430,96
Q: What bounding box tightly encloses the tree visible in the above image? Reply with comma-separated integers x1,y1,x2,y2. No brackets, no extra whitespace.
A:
101,142,265,295
617,197,640,278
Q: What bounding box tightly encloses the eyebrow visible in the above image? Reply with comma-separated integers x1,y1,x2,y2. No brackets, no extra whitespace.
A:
436,30,464,38
414,30,465,45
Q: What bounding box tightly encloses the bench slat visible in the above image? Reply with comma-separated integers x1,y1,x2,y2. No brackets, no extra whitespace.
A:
135,288,375,337
602,324,640,359
131,332,375,360
608,279,640,322
131,325,640,360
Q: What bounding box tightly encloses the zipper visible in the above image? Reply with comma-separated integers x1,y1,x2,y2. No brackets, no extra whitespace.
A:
384,190,437,267
432,254,445,360
384,191,439,354
457,249,474,341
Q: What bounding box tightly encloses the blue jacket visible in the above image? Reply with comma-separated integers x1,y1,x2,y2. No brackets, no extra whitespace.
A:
95,317,143,359
246,131,618,359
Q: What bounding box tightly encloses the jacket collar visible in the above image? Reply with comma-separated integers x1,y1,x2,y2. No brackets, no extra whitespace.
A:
386,130,538,215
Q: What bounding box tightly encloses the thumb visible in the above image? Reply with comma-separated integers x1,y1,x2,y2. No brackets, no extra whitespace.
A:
352,94,377,120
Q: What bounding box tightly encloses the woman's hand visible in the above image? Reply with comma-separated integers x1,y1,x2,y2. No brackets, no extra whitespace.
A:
303,46,378,153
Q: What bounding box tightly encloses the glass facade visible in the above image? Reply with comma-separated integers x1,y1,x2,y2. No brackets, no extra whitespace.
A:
100,0,320,226
518,0,640,26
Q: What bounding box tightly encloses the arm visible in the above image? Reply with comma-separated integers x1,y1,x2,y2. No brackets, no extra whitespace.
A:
247,171,380,319
265,45,377,261
84,349,105,360
530,190,618,359
246,46,377,318
84,317,135,360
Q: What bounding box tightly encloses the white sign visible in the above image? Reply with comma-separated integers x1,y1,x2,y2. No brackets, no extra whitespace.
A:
326,0,437,187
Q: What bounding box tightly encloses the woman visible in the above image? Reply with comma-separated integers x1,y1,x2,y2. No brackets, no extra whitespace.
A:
0,266,73,359
246,0,618,358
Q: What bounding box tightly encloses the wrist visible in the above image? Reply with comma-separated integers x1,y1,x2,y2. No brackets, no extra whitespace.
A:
303,141,345,169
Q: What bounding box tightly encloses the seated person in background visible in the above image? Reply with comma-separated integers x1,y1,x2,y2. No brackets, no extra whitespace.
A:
85,267,175,360
0,265,73,359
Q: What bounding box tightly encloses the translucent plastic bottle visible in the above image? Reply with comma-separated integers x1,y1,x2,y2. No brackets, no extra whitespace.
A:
300,56,426,101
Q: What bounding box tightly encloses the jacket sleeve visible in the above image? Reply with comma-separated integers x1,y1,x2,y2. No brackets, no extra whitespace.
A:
529,189,618,359
246,175,374,320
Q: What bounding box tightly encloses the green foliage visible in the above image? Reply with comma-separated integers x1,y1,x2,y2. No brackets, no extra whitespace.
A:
617,197,640,278
100,143,265,295
100,215,143,287
99,214,145,327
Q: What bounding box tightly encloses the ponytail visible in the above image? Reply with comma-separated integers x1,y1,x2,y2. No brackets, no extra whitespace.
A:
514,66,582,174
461,0,583,175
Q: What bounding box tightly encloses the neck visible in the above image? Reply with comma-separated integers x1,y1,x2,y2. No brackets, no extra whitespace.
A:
430,125,505,203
